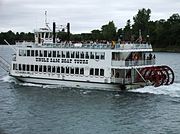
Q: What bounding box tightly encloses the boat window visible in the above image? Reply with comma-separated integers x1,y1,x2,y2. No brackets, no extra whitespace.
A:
22,64,26,71
35,50,38,57
44,50,47,57
95,52,100,60
61,67,65,73
62,51,66,58
80,52,84,59
90,52,95,59
101,52,105,60
95,68,99,76
19,49,23,56
52,66,55,73
27,65,30,71
57,51,61,57
90,68,94,75
75,68,79,74
43,65,46,72
80,68,84,75
53,51,56,58
35,65,38,72
48,66,51,72
76,52,79,58
27,50,30,56
19,64,22,71
13,64,17,70
66,67,69,74
57,66,60,73
39,50,43,57
39,65,42,72
70,68,74,74
100,69,104,76
31,65,34,71
31,50,34,57
66,51,70,58
71,52,75,58
85,52,89,59
48,51,52,57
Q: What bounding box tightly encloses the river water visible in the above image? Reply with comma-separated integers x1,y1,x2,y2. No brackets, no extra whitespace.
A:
0,45,180,134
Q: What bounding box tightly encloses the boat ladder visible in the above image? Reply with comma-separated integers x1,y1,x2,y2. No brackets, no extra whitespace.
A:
0,55,10,72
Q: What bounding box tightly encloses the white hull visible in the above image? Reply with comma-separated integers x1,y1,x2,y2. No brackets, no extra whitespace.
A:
14,76,123,91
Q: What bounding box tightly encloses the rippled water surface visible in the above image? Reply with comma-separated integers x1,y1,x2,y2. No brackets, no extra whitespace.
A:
0,45,180,134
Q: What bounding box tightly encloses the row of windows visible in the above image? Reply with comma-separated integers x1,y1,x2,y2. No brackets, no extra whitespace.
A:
19,50,105,60
90,68,104,76
13,64,105,76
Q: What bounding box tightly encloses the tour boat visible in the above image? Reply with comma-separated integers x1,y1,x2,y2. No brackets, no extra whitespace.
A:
0,21,175,91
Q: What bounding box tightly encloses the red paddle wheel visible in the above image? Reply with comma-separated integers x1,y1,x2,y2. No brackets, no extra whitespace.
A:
136,66,174,87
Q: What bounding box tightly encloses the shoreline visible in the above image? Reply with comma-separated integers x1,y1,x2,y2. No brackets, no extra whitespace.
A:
153,47,180,53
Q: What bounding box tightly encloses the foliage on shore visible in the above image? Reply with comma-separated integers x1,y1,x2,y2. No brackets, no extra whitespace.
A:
0,8,180,51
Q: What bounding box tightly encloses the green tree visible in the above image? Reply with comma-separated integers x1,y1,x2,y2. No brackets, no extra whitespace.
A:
132,8,151,41
101,21,116,41
123,19,132,41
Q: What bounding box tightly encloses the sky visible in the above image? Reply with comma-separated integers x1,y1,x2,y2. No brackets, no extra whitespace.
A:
0,0,180,33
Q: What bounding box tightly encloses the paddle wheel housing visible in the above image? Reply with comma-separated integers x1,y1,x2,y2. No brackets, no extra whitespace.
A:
136,66,174,87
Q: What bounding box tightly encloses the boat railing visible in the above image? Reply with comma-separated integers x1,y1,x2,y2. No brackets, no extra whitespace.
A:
112,59,155,67
41,42,152,50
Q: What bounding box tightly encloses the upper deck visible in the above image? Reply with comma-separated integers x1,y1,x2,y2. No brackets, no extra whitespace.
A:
17,42,153,52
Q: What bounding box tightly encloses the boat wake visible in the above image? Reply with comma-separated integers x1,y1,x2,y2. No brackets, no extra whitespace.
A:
131,83,180,97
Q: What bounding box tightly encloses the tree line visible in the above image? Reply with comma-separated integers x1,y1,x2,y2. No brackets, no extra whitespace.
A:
0,8,180,50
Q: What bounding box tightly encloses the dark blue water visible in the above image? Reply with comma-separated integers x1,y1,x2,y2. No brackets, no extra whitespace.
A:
1,45,180,134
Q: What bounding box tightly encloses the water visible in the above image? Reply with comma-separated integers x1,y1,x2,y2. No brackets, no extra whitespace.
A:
1,46,180,134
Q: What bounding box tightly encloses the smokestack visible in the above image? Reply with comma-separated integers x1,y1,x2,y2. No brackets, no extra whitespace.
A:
67,23,70,41
53,22,56,43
